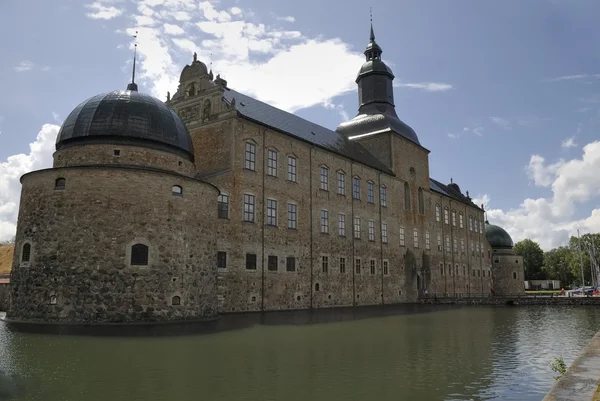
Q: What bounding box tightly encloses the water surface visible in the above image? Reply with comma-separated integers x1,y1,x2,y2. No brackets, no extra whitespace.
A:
1,305,598,401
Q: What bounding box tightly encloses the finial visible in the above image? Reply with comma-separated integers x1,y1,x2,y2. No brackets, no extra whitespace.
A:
167,91,171,101
193,52,197,63
450,177,453,184
369,7,375,41
127,30,139,91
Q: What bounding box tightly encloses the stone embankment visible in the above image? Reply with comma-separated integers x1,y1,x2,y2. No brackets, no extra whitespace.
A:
0,275,9,312
543,329,600,400
421,295,600,306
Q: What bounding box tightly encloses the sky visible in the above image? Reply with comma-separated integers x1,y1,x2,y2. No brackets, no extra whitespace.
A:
1,0,600,250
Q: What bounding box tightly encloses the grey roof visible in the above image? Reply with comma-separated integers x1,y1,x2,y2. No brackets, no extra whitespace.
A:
222,88,394,175
485,222,514,249
56,90,194,160
429,178,483,211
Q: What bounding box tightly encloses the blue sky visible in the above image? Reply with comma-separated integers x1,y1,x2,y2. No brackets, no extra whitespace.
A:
1,0,600,249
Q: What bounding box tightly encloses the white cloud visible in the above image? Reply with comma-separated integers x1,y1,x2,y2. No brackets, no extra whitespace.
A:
52,112,62,123
85,2,124,20
395,82,453,92
546,74,600,83
447,133,459,139
490,116,511,130
473,126,484,136
163,23,184,35
561,136,577,149
14,61,35,72
277,16,295,23
230,7,242,16
0,124,59,242
486,140,600,250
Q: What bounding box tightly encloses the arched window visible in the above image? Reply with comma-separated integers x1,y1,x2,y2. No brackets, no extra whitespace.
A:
187,83,196,96
418,187,424,214
131,243,149,266
404,182,411,210
21,243,31,263
172,185,183,196
54,178,66,190
172,295,181,305
49,295,57,305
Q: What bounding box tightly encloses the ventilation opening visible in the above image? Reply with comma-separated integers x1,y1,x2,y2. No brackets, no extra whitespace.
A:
172,296,181,305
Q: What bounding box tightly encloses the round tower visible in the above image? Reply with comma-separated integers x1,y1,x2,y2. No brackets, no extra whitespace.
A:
8,83,219,324
485,221,525,295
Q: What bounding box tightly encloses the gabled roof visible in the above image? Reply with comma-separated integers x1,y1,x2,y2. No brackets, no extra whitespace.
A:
429,178,483,211
222,88,394,175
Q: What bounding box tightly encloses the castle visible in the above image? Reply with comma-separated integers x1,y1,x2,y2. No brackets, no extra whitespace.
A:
6,26,524,324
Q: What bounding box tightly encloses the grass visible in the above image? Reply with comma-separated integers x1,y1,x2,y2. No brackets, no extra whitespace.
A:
0,244,14,274
525,290,561,295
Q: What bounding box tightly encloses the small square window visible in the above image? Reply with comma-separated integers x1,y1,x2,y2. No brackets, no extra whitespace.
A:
113,149,121,156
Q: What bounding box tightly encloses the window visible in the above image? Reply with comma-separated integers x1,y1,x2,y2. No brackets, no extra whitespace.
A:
320,166,329,190
353,177,360,199
513,272,517,279
172,296,181,306
404,182,411,210
218,194,229,219
315,283,320,292
478,270,481,277
286,256,296,271
435,205,441,222
49,295,57,305
459,213,464,228
383,260,389,276
399,227,406,246
382,223,388,244
480,242,484,257
243,194,255,222
368,221,375,241
267,199,277,226
453,238,458,254
287,203,297,229
456,264,459,275
469,216,473,231
444,208,449,224
476,242,480,256
474,218,479,233
473,269,476,277
268,255,278,271
380,186,387,206
287,156,297,182
448,264,452,276
452,210,456,226
338,214,346,236
172,185,183,196
244,142,256,170
437,234,442,250
267,149,278,176
370,260,376,275
354,217,361,239
246,253,257,270
413,229,419,248
217,251,227,268
368,182,374,203
131,244,149,266
113,149,121,156
337,171,345,195
445,236,450,252
480,220,484,233
355,258,361,274
21,243,31,263
418,187,424,214
440,263,444,275
322,256,329,273
339,257,346,273
463,266,466,276
425,231,430,250
461,239,465,255
54,178,66,190
320,210,329,234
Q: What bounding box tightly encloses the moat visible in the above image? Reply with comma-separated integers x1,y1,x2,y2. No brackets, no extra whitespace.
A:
1,305,599,401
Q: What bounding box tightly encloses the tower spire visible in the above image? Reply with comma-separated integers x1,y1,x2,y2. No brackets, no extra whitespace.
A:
369,7,375,41
127,31,139,91
364,9,382,61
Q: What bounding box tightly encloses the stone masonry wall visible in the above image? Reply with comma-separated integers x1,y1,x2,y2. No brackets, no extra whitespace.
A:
53,144,195,176
0,283,8,312
492,251,525,295
8,166,219,323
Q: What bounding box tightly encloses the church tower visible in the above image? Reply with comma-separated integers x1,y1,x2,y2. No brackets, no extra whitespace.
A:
336,22,425,174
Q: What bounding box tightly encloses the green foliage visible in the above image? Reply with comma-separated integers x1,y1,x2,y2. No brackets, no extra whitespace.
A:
514,239,545,280
543,247,576,287
550,356,567,380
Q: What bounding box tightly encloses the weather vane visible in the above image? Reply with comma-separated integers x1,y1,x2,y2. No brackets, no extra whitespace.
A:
370,7,372,23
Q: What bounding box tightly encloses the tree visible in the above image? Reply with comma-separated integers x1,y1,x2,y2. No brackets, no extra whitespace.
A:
514,239,545,280
567,234,600,286
543,246,575,287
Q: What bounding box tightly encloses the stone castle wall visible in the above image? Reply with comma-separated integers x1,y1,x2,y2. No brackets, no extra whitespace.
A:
8,166,219,323
492,250,525,295
53,144,195,175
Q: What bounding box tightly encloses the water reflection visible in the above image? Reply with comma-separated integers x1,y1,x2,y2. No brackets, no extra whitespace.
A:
1,306,599,401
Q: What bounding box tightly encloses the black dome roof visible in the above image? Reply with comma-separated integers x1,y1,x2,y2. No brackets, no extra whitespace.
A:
56,90,194,160
485,221,514,249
